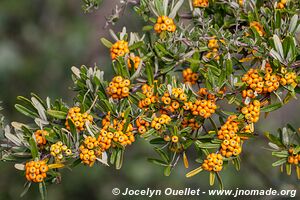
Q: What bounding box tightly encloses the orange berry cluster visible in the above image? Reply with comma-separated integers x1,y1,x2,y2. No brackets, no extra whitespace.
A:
202,153,223,172
65,107,93,131
242,68,263,98
25,160,48,183
198,88,216,100
136,116,150,134
110,40,129,60
50,141,72,161
79,136,101,167
193,0,209,8
241,100,260,123
127,54,141,70
182,117,201,130
183,99,217,118
250,21,265,36
182,68,199,85
34,130,49,145
154,16,176,33
241,67,282,98
205,38,220,60
220,132,242,158
277,0,287,9
138,84,157,109
217,115,239,140
217,115,242,157
151,114,171,130
107,76,131,99
280,71,297,87
100,112,135,147
287,148,299,165
161,88,187,112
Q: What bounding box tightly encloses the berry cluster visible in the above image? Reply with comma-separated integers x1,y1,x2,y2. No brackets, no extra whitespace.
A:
136,116,150,134
182,68,199,85
277,0,287,9
250,21,265,36
154,16,176,33
65,107,93,131
79,136,101,167
34,130,49,146
151,114,171,130
110,40,129,60
50,141,72,162
198,88,217,100
127,54,141,70
161,88,187,112
217,116,242,157
220,132,242,158
241,67,281,97
183,99,217,118
241,100,261,123
25,160,48,183
192,0,209,8
287,148,299,165
205,39,220,60
182,117,201,130
107,76,131,99
171,88,188,101
138,84,157,109
280,71,297,87
100,112,135,147
217,115,239,140
202,153,223,172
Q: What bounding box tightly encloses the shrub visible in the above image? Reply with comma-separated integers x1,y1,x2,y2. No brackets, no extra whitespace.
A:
1,0,300,198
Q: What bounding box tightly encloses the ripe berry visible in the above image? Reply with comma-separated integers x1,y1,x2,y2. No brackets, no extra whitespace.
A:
65,107,93,131
154,16,176,33
110,40,129,60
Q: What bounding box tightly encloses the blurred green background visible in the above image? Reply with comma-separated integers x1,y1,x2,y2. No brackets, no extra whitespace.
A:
0,0,299,199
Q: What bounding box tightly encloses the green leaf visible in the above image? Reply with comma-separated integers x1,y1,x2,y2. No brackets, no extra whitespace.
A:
20,182,31,198
215,172,224,190
150,138,166,145
39,182,47,200
129,41,144,51
100,38,113,48
225,58,233,76
260,103,282,113
164,165,172,176
186,166,203,178
15,104,38,119
264,132,284,147
145,64,154,85
272,158,287,167
147,158,168,166
232,157,240,171
28,138,38,159
154,147,169,162
142,25,153,31
273,35,284,60
115,148,124,170
286,163,291,175
46,110,67,120
195,141,220,149
209,172,215,186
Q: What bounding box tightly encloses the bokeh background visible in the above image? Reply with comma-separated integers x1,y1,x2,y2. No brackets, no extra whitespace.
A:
0,0,299,199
